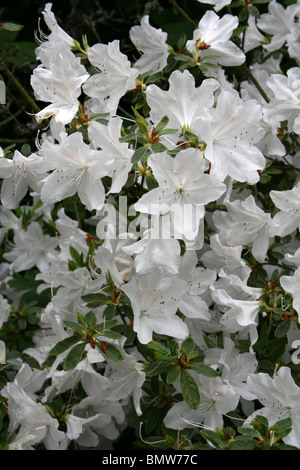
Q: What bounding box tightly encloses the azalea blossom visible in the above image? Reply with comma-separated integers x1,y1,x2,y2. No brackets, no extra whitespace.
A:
34,2,75,66
104,347,146,416
0,150,49,209
213,195,278,262
270,182,300,237
0,295,10,328
186,10,245,67
201,233,252,282
199,88,266,183
31,46,89,125
1,382,67,450
257,0,300,54
88,117,134,194
210,270,263,345
146,69,219,139
243,16,268,53
280,266,300,318
135,148,226,241
40,132,112,211
164,372,240,431
121,270,189,344
83,40,139,114
3,221,57,273
129,15,169,74
196,0,232,12
245,366,300,448
204,337,258,401
264,67,300,135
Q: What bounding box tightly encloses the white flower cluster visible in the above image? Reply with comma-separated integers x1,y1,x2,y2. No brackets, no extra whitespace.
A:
1,0,300,451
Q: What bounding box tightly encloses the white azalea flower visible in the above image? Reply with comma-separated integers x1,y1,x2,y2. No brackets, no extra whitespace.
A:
257,0,300,53
201,233,252,282
176,250,216,320
164,373,239,431
146,69,219,138
104,349,146,416
1,382,67,450
0,150,49,209
129,15,169,74
280,266,300,318
135,148,226,241
83,40,139,114
88,117,134,194
121,270,189,344
265,67,300,135
213,195,278,262
200,88,266,183
196,0,232,12
51,267,103,310
186,10,245,67
245,367,300,448
270,182,300,237
40,132,112,211
35,2,75,67
3,221,57,273
204,337,258,401
31,47,89,125
243,16,268,53
122,237,182,276
0,295,10,328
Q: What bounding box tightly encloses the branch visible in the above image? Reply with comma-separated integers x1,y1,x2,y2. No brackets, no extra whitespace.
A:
1,64,41,114
169,0,198,28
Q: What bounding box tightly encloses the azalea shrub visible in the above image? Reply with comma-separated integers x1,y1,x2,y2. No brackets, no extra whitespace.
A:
1,0,300,451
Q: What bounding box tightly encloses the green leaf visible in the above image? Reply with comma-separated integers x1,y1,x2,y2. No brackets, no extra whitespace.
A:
189,362,219,377
239,8,248,22
248,5,260,16
102,329,123,340
103,305,116,320
151,142,167,153
201,429,224,448
166,365,181,384
181,337,194,356
63,320,85,335
69,246,84,267
155,115,169,135
81,293,109,307
143,360,171,377
131,145,151,164
177,33,187,50
21,144,31,157
145,340,169,356
227,436,256,450
48,335,80,356
77,312,86,327
231,25,247,37
1,22,23,31
99,341,124,361
145,71,163,85
146,173,159,190
132,106,149,132
85,310,97,328
158,128,178,136
180,370,200,410
63,342,86,371
272,417,293,440
275,320,291,338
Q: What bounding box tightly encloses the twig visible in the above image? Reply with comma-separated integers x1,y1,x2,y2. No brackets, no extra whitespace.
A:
169,0,198,28
1,64,41,113
241,63,270,103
